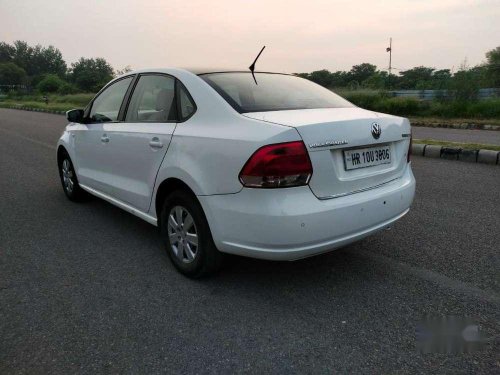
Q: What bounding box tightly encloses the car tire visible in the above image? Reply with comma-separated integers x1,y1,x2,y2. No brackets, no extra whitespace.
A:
160,190,223,278
58,152,86,201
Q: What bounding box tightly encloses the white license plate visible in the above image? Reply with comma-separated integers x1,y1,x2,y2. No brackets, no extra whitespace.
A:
344,145,391,170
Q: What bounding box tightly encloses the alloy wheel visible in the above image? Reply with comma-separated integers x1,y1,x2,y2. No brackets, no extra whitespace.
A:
62,159,74,194
167,205,199,263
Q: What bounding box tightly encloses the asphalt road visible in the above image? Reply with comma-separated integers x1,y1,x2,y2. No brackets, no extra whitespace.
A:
1,108,499,373
413,126,500,145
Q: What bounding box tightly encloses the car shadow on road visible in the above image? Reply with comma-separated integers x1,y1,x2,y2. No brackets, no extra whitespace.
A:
69,191,389,292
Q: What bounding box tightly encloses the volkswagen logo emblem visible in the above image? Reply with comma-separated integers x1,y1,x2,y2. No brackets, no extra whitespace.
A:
371,122,381,139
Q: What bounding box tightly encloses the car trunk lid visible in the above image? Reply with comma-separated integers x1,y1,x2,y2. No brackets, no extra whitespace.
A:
243,107,411,199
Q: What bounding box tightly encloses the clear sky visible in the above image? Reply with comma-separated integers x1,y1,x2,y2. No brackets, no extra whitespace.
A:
1,0,499,73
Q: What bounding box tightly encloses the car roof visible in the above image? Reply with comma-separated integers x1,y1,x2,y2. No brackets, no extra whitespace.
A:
125,67,290,76
185,68,293,76
182,67,246,75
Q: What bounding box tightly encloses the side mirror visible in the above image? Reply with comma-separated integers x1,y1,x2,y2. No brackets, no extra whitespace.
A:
66,109,84,123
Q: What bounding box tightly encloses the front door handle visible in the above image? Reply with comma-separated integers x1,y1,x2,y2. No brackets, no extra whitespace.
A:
149,137,163,149
101,134,110,143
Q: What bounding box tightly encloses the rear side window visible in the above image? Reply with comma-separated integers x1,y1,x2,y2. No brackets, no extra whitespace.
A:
89,77,133,123
125,75,177,122
177,82,196,120
200,72,354,113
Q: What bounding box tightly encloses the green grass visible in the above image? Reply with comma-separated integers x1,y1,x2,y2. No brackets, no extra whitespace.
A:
2,91,500,123
48,93,95,106
409,116,500,126
0,101,76,112
414,138,500,152
334,90,500,120
0,93,95,112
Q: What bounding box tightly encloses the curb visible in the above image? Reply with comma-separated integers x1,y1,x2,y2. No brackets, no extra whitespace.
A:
0,105,65,115
412,144,499,165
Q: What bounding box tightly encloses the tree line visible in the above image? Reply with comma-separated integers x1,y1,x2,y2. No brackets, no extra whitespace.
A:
0,40,499,96
0,40,130,94
296,46,500,93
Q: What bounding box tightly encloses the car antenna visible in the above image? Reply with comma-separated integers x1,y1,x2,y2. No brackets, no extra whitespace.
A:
249,46,265,85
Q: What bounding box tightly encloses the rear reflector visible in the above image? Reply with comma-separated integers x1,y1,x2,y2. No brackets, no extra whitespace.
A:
407,133,412,163
239,141,313,188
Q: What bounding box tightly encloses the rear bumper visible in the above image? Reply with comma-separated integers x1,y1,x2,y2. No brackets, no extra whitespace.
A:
199,164,415,261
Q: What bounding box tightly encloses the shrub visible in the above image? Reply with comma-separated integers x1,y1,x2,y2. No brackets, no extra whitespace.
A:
53,93,94,106
342,92,383,110
465,99,500,119
70,57,113,92
340,92,428,117
0,62,27,85
37,74,64,94
380,98,427,116
450,68,480,102
57,82,78,95
336,90,500,119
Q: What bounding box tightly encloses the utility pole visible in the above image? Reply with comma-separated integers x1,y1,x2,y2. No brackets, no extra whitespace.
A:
386,37,392,76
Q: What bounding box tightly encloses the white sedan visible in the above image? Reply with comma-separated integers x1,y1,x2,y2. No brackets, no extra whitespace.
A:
57,68,415,277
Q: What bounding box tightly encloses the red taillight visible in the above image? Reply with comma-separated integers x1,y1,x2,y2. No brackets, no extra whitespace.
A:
239,141,313,188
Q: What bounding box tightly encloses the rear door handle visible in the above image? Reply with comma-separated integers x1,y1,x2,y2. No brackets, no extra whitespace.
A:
101,134,110,143
149,137,163,149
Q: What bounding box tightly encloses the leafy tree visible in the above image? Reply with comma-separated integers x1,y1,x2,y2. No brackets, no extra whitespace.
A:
57,82,78,95
70,57,114,92
2,41,66,81
31,73,49,88
485,46,500,87
468,65,489,88
297,70,351,88
348,63,377,85
37,74,65,93
450,62,480,101
362,71,388,89
11,40,33,74
398,66,435,89
0,42,15,63
330,71,350,88
0,62,27,85
385,73,400,89
30,45,66,77
308,69,334,87
431,69,452,89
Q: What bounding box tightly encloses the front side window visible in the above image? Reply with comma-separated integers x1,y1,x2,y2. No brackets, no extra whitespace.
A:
125,75,177,122
89,77,133,123
200,72,354,113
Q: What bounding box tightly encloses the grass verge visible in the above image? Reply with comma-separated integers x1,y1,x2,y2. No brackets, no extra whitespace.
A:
0,101,74,112
414,138,500,152
0,93,94,113
337,90,500,120
409,117,500,126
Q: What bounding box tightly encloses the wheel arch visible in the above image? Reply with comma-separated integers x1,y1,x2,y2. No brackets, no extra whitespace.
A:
57,145,69,168
155,178,198,222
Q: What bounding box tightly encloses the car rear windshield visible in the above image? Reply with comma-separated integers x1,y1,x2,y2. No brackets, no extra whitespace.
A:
200,72,354,113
